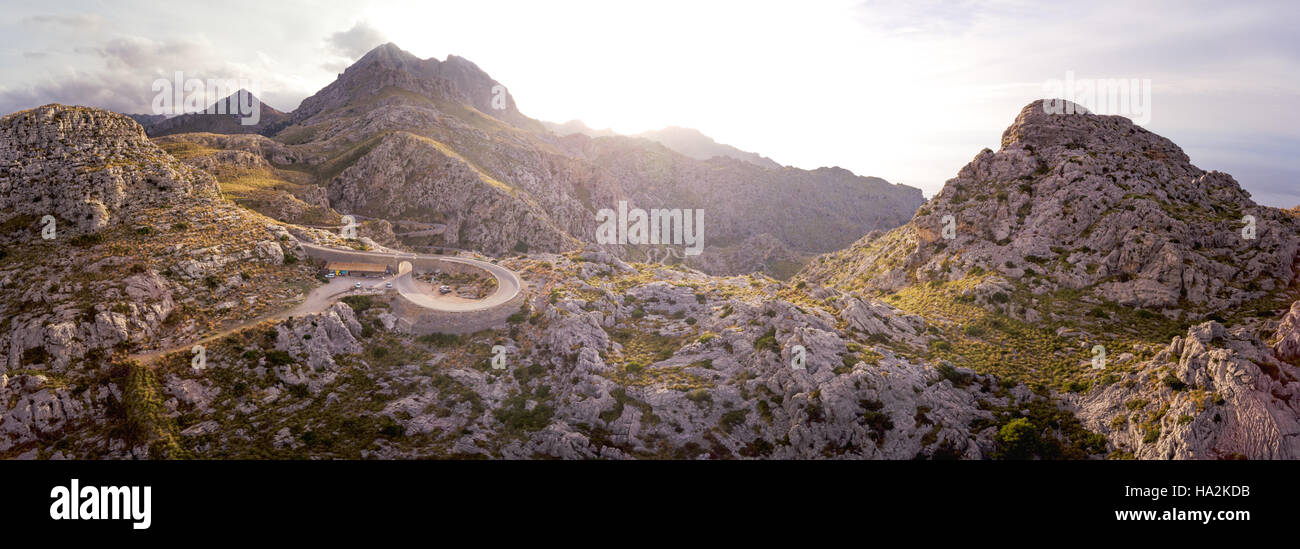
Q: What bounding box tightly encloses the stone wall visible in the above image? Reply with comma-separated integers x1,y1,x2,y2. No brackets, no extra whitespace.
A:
388,288,527,335
299,245,526,335
301,245,485,276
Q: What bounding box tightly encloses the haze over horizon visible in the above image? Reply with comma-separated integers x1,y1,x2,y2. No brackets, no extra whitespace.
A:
1,0,1296,206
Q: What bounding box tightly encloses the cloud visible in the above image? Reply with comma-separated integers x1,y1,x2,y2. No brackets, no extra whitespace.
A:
854,0,1006,36
326,21,388,60
0,35,292,115
23,14,105,30
88,37,208,70
0,69,156,114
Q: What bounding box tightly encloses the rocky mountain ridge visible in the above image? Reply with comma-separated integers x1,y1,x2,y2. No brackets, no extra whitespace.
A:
799,99,1300,459
544,120,782,169
803,100,1298,312
146,42,923,277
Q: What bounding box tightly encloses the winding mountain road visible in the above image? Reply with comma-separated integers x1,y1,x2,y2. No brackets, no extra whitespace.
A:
296,242,522,310
130,242,523,364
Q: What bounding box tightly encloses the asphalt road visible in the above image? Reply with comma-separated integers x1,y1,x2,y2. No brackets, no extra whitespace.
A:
129,243,522,364
297,242,522,312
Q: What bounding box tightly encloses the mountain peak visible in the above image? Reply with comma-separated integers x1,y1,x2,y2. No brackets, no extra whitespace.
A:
999,99,1173,157
140,89,285,138
804,97,1286,313
358,42,415,61
292,42,537,131
350,42,426,76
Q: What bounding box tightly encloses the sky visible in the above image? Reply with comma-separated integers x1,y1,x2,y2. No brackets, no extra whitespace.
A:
1,0,1296,206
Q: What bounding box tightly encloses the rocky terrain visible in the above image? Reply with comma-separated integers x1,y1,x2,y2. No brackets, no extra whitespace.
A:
800,100,1300,459
3,68,1296,460
0,102,1091,461
103,251,1104,460
147,43,923,277
0,105,217,234
0,105,321,458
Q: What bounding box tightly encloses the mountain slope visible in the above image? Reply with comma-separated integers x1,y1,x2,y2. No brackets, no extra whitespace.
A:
634,126,781,169
545,121,782,169
0,105,218,233
210,43,923,275
0,105,322,458
130,90,287,138
804,100,1298,310
289,43,540,132
0,104,1086,461
799,100,1300,459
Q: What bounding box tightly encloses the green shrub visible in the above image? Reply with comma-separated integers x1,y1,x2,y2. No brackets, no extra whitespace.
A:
936,363,971,387
686,388,712,404
719,409,748,433
1161,373,1187,391
753,328,778,353
995,418,1041,460
416,332,461,347
340,295,376,313
264,350,294,366
70,233,105,247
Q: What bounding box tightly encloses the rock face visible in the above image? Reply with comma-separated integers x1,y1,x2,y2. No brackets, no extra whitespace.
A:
1273,301,1300,362
0,105,217,234
0,373,91,453
275,302,363,371
1078,321,1300,459
326,131,579,255
803,99,1298,312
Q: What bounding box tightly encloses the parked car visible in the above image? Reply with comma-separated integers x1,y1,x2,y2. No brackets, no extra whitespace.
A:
439,285,452,294
325,273,335,278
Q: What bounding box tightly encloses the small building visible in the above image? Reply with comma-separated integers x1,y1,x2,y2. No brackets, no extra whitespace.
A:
324,261,389,277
